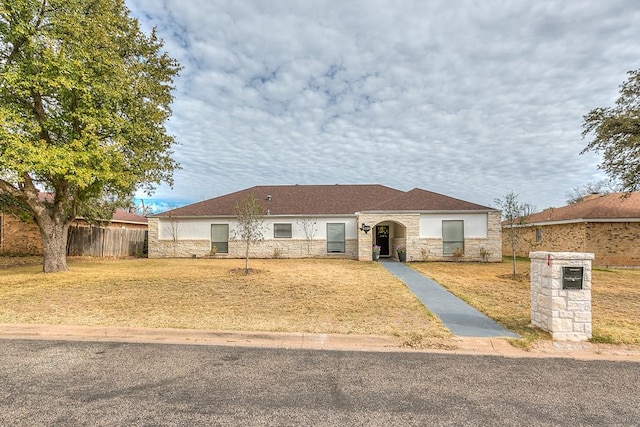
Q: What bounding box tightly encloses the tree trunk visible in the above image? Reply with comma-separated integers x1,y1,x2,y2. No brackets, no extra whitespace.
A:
39,216,70,273
511,248,517,278
244,240,250,275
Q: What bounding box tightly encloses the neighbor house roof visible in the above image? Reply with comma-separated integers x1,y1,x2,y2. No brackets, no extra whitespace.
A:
525,192,640,224
0,190,148,225
154,184,494,217
111,209,148,224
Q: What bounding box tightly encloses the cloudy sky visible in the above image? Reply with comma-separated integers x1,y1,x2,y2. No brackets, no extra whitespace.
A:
126,0,640,213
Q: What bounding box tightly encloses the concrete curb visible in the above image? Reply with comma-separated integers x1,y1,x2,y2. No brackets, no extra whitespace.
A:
1,324,639,361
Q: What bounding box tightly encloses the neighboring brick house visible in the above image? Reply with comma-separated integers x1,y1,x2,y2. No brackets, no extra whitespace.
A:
0,213,42,255
0,209,148,256
148,184,503,262
503,192,640,267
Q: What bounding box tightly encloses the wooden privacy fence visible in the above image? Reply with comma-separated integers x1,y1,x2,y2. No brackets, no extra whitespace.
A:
67,225,148,257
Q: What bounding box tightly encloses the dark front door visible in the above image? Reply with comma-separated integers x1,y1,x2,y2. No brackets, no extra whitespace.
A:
376,225,390,256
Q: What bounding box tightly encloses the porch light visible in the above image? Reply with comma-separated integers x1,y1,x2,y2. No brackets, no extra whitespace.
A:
359,223,371,234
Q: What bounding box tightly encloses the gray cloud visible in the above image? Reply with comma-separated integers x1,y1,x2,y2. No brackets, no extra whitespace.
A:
127,0,640,211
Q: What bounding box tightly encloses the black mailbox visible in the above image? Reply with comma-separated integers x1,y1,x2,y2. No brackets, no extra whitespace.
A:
562,267,584,289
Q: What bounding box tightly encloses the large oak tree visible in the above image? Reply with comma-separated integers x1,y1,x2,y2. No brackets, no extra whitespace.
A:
582,70,640,192
0,0,180,272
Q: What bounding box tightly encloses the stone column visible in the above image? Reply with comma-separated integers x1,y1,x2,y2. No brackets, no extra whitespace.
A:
530,251,594,341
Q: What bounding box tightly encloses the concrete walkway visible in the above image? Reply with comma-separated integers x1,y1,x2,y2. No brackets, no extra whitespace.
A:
380,259,519,339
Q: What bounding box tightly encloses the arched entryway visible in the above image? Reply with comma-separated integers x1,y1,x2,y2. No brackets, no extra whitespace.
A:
372,220,406,259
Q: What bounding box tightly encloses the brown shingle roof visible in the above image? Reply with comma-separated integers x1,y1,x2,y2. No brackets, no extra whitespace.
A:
112,209,148,224
369,188,493,211
526,192,640,223
33,192,147,224
155,185,492,217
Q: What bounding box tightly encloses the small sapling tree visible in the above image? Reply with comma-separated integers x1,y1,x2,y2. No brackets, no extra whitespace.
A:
296,216,318,257
165,215,182,257
233,194,265,274
494,191,530,277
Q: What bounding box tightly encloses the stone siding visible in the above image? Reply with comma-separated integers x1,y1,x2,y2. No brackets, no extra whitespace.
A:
150,238,358,259
530,252,593,341
506,221,640,267
356,213,419,261
149,212,503,263
149,220,357,259
357,211,502,262
412,211,502,262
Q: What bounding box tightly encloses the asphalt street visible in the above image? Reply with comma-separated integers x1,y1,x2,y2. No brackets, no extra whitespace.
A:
1,339,638,426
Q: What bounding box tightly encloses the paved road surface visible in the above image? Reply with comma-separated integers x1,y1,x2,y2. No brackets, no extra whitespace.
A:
1,339,638,426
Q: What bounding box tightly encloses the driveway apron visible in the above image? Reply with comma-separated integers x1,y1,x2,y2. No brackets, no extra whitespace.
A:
380,260,519,338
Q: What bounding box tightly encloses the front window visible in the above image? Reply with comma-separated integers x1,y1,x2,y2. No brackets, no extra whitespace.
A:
274,223,292,238
536,227,543,243
211,224,229,253
327,223,345,253
442,220,464,256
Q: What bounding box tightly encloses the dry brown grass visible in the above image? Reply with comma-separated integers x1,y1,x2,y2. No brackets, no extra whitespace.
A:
411,259,640,345
589,267,640,344
0,257,449,343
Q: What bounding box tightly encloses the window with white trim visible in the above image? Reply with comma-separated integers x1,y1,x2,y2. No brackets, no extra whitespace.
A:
211,224,229,253
274,223,292,238
327,223,345,253
442,220,464,255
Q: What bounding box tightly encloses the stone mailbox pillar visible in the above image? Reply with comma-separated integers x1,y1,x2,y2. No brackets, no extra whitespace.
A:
529,252,594,341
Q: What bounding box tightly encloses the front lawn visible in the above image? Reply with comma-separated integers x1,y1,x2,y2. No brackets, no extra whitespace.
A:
411,259,640,345
3,256,637,347
0,258,449,344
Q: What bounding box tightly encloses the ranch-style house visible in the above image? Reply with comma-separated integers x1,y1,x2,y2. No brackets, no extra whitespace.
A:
148,184,502,262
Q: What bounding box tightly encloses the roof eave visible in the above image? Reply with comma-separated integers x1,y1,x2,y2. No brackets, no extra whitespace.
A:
359,209,498,214
151,213,359,219
507,217,640,227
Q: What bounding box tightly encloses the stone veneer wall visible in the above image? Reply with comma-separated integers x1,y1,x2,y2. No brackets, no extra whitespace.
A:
411,211,502,262
149,211,503,262
148,219,357,259
356,213,418,261
357,211,502,262
508,221,640,267
530,251,593,341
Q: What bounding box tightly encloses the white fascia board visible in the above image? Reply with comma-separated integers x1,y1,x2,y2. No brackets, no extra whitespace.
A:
265,214,358,218
358,210,498,215
153,214,358,219
151,215,236,219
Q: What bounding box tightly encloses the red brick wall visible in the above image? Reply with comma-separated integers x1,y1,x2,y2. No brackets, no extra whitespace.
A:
585,222,640,267
503,221,640,267
0,213,43,255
